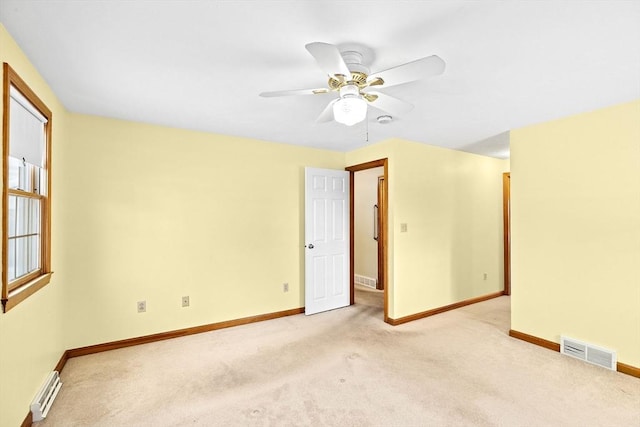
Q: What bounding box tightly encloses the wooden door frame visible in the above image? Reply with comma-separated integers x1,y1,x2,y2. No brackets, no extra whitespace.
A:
376,176,385,291
503,172,511,295
346,158,389,322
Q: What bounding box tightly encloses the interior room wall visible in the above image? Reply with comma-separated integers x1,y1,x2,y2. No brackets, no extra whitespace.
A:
60,113,345,349
354,167,384,285
389,139,508,319
347,138,509,320
510,99,640,367
0,24,70,427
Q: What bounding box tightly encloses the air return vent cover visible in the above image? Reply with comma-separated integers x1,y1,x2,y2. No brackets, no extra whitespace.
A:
561,336,616,370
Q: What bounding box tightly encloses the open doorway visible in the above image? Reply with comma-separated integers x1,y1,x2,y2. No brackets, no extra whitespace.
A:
346,159,388,322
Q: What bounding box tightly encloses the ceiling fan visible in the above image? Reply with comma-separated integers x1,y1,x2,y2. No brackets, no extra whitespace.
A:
260,42,445,126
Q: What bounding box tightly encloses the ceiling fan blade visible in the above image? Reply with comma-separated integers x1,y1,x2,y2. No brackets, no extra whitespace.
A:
260,88,329,97
316,99,338,123
367,55,445,88
366,91,414,116
305,42,352,80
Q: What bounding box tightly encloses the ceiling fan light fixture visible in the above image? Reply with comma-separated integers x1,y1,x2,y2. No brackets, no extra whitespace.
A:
333,96,367,126
333,85,367,126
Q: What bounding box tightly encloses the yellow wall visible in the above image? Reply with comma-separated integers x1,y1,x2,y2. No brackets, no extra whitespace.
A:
60,114,344,348
390,139,507,318
0,24,69,427
510,100,640,367
348,139,508,319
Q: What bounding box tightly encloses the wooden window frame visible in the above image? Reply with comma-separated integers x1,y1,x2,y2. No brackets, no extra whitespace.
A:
2,63,53,312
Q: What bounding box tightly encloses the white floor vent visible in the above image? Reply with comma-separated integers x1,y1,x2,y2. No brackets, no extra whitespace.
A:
31,371,63,422
354,274,377,289
560,336,617,371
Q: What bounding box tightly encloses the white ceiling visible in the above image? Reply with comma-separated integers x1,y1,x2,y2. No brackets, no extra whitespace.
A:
1,1,639,158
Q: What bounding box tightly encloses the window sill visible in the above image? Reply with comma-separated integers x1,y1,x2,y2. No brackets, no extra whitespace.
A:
2,272,53,313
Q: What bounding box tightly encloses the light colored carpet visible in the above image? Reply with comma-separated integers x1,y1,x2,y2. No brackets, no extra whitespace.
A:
37,286,639,426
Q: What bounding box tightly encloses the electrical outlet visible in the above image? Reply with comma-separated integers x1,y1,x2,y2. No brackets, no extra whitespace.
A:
283,283,289,293
182,296,190,307
400,223,408,232
137,300,146,313
483,273,488,280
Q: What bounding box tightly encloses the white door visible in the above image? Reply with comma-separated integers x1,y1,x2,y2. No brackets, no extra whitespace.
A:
305,167,350,315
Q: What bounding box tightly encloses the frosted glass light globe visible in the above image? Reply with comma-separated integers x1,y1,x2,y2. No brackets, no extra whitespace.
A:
333,85,367,126
333,96,367,126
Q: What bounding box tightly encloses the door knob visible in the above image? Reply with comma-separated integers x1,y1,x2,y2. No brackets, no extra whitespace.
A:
308,244,314,249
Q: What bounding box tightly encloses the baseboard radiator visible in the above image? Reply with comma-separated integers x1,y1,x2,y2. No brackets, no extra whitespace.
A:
560,335,617,370
354,274,377,289
31,371,63,421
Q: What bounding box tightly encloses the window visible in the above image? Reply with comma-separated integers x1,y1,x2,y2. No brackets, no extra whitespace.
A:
2,63,52,312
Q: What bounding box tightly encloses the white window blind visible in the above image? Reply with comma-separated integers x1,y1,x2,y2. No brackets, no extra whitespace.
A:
9,86,47,168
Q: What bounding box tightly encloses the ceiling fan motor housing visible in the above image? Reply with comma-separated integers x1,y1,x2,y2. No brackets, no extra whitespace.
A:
328,72,368,90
